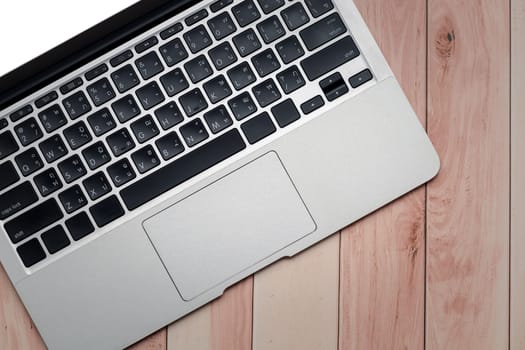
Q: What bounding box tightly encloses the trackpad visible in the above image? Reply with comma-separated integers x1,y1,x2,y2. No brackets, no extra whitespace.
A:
143,152,316,301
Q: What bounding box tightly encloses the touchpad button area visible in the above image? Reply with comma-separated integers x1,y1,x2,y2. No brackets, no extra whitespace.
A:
143,152,316,301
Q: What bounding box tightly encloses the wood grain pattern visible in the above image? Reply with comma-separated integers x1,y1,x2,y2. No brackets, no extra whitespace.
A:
338,0,427,348
511,0,525,348
167,277,253,350
426,0,510,349
0,265,46,350
127,330,166,350
252,234,340,350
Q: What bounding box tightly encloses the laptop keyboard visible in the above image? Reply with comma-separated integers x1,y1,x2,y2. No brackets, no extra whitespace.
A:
0,0,375,269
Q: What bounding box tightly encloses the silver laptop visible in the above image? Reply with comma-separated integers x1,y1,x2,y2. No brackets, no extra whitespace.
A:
0,0,439,349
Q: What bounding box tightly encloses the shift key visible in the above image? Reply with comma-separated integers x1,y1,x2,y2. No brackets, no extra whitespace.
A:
4,199,63,244
0,182,38,220
301,36,360,81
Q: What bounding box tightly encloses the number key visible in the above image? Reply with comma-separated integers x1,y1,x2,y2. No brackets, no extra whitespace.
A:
15,117,43,146
38,105,67,133
183,25,213,54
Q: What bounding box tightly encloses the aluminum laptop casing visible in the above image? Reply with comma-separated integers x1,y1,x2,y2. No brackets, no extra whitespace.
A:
0,1,439,349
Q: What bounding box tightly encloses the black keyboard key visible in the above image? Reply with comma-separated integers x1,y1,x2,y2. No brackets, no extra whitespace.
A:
87,108,117,137
252,79,282,107
10,105,33,122
15,118,43,146
160,69,189,97
257,0,284,14
209,42,238,70
0,131,19,160
276,36,305,64
59,185,87,214
252,49,281,77
131,115,160,143
35,91,58,109
160,22,183,40
38,105,67,133
60,77,84,95
83,142,111,170
204,105,233,134
184,25,213,54
17,238,46,268
186,9,209,26
227,62,256,90
111,95,141,123
305,0,333,18
5,198,63,244
155,102,184,130
232,0,261,27
83,172,112,201
208,12,237,40
41,225,70,254
232,29,262,57
111,65,140,93
87,78,116,107
211,0,233,12
135,36,159,53
135,52,164,80
66,212,95,241
184,55,213,83
301,95,325,114
156,132,185,160
180,119,209,147
63,121,92,150
39,135,67,163
281,2,310,31
349,69,373,88
136,82,165,110
229,92,257,120
63,91,92,119
301,36,360,81
179,89,208,117
271,99,300,128
203,75,233,104
320,72,349,101
160,38,188,67
107,159,136,187
300,13,347,51
0,182,37,220
58,155,87,184
257,15,286,44
90,195,124,227
276,65,306,94
131,145,161,174
15,148,43,176
241,112,276,144
85,63,109,81
110,50,133,67
121,129,246,210
107,128,135,157
34,169,63,196
0,118,8,130
0,161,19,191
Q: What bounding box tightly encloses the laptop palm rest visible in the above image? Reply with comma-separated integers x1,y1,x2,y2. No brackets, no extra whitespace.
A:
143,151,317,301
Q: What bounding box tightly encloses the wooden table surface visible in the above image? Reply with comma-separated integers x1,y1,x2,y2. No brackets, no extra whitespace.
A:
1,0,523,349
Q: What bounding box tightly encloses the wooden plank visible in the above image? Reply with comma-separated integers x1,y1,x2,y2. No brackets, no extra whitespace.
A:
167,277,253,350
0,265,46,350
252,234,340,350
511,0,525,348
338,0,427,348
127,330,166,350
426,0,510,348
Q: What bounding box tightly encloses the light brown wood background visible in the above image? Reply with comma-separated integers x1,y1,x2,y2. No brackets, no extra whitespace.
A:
0,0,521,349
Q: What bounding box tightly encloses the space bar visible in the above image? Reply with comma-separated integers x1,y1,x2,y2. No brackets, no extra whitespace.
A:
121,129,246,210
